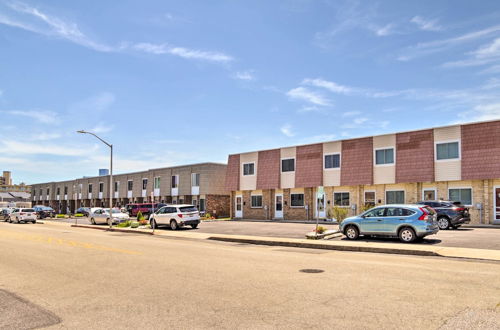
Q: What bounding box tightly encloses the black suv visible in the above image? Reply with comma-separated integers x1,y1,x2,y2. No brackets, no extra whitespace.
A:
33,206,56,219
416,200,470,230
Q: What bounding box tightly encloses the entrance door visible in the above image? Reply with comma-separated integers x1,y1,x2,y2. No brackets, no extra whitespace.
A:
495,187,500,224
275,194,283,219
235,195,243,218
315,194,325,218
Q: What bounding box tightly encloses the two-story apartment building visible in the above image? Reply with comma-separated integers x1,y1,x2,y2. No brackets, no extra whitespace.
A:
225,120,500,225
32,162,229,217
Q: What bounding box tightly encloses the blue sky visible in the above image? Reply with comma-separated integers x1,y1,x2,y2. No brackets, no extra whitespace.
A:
1,0,500,184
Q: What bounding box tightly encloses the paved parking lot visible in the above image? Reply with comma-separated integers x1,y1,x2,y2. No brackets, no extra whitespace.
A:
42,218,500,250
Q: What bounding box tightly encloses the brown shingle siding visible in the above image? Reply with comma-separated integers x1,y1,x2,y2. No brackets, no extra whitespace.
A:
295,144,323,188
256,149,280,189
341,137,373,186
396,129,434,183
225,154,240,191
462,121,500,180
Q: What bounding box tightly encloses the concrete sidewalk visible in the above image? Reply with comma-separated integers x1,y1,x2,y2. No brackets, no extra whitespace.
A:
55,222,500,262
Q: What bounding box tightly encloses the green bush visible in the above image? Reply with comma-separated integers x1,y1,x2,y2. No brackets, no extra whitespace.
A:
130,221,139,228
136,211,145,221
116,220,132,228
74,213,84,217
332,206,349,224
56,214,66,218
315,226,327,234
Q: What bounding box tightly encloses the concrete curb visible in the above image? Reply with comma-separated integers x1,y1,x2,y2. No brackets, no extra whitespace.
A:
71,224,153,235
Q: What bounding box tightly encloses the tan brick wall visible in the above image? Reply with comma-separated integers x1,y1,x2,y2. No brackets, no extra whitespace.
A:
206,194,230,218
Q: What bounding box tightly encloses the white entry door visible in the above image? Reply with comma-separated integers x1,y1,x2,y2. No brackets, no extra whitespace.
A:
315,194,326,218
275,194,283,219
235,195,243,218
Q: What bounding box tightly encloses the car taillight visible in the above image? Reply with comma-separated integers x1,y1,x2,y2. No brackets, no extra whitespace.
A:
177,214,183,218
20,212,25,215
454,207,465,211
418,208,429,221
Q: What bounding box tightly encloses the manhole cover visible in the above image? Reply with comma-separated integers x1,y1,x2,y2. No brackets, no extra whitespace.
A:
299,269,324,273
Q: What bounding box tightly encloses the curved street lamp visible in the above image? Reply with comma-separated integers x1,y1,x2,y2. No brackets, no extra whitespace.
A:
77,130,113,229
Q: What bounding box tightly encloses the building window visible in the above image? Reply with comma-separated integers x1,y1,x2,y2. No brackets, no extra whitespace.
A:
191,173,200,187
324,154,340,169
99,183,104,193
64,186,68,195
375,148,394,165
171,175,179,188
79,184,83,193
422,189,436,201
436,141,459,160
449,188,472,206
46,188,50,195
142,179,148,190
364,191,375,207
39,189,43,196
88,184,93,193
386,190,405,204
128,180,133,191
334,192,350,206
290,193,304,207
56,187,60,195
199,198,206,212
243,163,255,176
154,177,160,189
251,195,263,208
281,158,295,172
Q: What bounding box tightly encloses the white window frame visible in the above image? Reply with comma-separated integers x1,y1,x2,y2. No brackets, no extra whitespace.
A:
363,190,376,206
290,193,305,208
242,162,255,176
374,147,396,166
171,175,179,188
448,187,473,206
251,194,263,208
324,153,341,170
191,173,200,187
153,177,161,189
333,191,350,207
435,140,461,162
421,188,437,201
142,178,148,190
385,189,405,204
281,157,296,173
127,180,133,191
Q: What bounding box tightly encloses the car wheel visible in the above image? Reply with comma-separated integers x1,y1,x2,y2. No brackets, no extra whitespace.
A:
345,225,359,240
437,217,450,230
150,218,157,229
32,221,36,224
170,220,178,231
191,224,198,229
90,218,96,225
399,227,417,243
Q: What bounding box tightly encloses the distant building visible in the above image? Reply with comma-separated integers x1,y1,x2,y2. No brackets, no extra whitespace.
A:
99,169,109,176
0,171,32,207
0,171,12,185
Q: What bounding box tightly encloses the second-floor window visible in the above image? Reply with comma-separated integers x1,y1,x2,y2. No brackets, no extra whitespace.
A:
171,175,179,188
243,163,255,176
436,141,459,160
114,182,119,192
281,158,295,172
154,177,160,189
191,173,200,187
324,154,340,169
64,186,68,195
46,188,50,195
99,183,104,193
128,180,133,191
375,148,394,165
142,179,148,190
88,184,93,193
56,187,60,195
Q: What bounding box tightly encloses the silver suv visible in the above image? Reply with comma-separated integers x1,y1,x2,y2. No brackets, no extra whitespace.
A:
149,204,200,230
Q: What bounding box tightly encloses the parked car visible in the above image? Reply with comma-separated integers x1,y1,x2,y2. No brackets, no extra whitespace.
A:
149,204,200,230
125,203,167,218
89,208,130,225
416,200,470,230
76,207,91,216
8,208,37,224
33,206,56,219
2,208,13,221
340,204,439,243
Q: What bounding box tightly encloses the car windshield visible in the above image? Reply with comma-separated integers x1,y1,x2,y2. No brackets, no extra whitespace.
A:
111,209,121,214
179,206,197,213
23,209,35,212
41,207,53,211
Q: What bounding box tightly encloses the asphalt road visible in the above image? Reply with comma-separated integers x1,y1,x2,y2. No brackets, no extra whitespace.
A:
0,222,499,329
44,218,500,250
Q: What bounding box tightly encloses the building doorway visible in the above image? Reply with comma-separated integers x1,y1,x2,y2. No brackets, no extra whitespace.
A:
315,194,325,219
274,194,283,219
235,195,243,218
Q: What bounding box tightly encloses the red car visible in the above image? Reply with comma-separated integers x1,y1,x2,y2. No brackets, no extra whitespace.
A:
125,203,166,218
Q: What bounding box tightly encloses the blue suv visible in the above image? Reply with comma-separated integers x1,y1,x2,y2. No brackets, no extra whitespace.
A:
340,204,439,243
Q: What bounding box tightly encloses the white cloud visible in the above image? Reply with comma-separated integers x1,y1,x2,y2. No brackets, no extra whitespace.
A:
480,64,500,75
233,71,255,81
457,103,500,122
91,123,114,134
374,23,395,36
32,132,61,141
286,87,331,106
1,140,97,156
342,111,361,117
410,16,442,31
297,106,324,113
280,124,295,137
3,110,60,124
473,37,500,59
442,37,500,68
341,117,369,128
69,92,115,114
133,43,233,63
302,78,352,94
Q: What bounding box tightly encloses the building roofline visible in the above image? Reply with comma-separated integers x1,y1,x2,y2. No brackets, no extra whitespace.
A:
227,118,500,156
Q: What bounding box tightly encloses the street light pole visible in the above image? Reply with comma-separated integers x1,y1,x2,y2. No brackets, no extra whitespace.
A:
77,130,113,229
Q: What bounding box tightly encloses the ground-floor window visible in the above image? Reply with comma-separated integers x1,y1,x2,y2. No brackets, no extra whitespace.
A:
449,188,472,206
364,191,375,207
334,192,350,206
290,193,304,207
251,195,263,208
386,190,405,204
199,198,205,212
422,189,436,201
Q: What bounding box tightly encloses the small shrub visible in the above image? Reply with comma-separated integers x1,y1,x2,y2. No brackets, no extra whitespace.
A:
116,220,132,228
130,221,139,228
332,206,349,224
205,213,211,219
137,211,145,221
139,219,148,226
315,226,327,234
56,214,65,218
74,213,84,217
